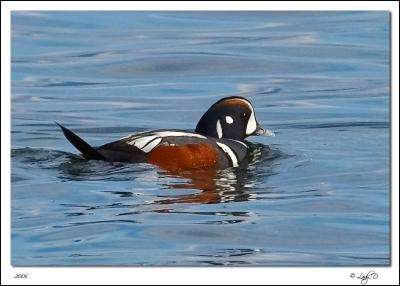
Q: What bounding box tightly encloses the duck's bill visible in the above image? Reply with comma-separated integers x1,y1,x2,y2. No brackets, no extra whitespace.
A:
254,124,275,137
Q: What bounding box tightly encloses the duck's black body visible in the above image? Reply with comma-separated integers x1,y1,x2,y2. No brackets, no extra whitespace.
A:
58,96,271,171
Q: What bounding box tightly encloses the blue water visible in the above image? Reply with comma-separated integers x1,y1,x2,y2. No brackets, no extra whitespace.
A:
11,11,389,266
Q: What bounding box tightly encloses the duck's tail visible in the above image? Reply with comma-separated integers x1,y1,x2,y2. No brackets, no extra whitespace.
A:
56,122,106,161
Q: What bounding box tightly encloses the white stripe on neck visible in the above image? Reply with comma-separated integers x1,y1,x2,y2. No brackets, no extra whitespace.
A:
216,120,223,139
216,142,238,167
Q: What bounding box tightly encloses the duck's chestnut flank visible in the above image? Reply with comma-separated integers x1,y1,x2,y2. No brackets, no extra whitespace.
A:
147,143,218,172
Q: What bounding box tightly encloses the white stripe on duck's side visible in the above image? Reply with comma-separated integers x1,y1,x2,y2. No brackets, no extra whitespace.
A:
141,137,163,153
125,131,207,153
129,135,157,149
216,142,239,167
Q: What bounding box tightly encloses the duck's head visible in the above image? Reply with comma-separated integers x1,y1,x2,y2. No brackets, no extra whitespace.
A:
195,96,272,141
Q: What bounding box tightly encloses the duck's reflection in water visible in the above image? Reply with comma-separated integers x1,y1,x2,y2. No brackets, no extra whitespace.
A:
57,142,280,208
155,143,275,204
56,143,282,221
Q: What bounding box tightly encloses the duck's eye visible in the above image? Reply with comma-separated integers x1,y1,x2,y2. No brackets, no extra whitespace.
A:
242,113,247,117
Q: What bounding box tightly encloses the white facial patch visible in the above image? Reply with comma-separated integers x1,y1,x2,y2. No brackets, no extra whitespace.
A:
216,142,239,167
216,120,223,139
245,106,257,135
225,116,234,124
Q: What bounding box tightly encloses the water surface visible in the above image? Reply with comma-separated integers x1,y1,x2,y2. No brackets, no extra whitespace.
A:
11,11,389,266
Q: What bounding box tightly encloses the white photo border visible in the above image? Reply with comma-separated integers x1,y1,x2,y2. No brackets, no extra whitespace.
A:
1,1,398,285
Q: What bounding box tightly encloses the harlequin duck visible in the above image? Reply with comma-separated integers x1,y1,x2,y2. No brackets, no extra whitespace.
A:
57,96,274,171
